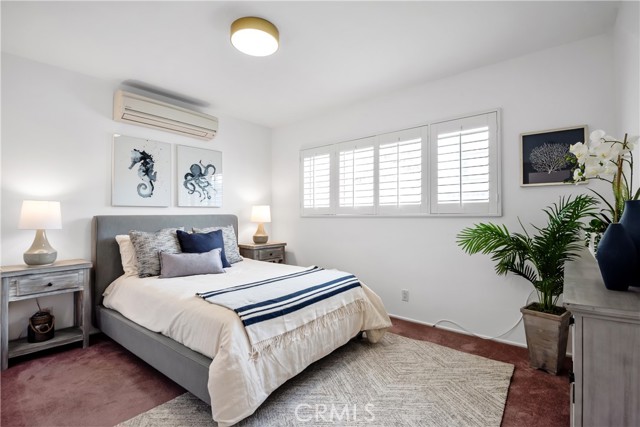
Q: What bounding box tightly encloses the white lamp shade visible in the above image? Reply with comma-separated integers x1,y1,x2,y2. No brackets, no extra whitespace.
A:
18,200,62,230
231,17,279,57
251,205,271,223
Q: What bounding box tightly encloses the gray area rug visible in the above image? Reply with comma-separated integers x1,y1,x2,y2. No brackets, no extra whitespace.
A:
118,333,514,426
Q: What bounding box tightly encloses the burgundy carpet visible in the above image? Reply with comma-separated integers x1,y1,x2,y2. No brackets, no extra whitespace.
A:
1,317,570,427
0,336,184,427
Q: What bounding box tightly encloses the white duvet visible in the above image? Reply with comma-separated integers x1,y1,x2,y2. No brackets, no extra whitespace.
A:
103,258,391,426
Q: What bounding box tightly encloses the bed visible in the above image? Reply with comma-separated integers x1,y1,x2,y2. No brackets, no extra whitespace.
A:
92,214,391,426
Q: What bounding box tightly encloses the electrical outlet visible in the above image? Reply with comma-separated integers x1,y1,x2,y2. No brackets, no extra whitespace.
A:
401,289,409,302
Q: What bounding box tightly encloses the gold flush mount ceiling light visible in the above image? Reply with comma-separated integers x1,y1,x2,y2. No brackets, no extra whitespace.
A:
231,17,279,57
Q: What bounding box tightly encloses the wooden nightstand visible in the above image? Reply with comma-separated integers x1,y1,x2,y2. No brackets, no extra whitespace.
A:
239,242,287,263
1,259,92,370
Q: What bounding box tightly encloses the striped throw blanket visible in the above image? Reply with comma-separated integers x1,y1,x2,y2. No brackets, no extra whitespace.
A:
197,266,366,354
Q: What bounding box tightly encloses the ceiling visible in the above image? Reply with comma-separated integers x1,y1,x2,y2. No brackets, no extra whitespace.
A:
1,1,620,128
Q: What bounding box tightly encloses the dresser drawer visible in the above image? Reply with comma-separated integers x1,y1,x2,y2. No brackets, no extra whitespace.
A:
254,247,284,261
12,271,81,297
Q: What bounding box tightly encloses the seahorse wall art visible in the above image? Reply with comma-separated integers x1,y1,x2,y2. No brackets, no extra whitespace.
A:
184,161,216,202
129,148,157,198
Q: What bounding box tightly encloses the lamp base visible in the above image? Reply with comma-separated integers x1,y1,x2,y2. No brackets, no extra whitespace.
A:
24,252,57,266
253,235,269,244
253,223,269,244
24,229,58,266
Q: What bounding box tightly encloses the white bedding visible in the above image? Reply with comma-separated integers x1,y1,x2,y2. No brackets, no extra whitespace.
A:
103,258,391,426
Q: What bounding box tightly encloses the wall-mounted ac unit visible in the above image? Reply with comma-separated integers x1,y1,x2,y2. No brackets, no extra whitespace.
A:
113,90,218,140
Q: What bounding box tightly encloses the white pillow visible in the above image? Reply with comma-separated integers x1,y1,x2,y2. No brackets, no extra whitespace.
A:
115,234,138,277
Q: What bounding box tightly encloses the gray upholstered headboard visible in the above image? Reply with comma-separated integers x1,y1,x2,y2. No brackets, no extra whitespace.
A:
92,214,238,310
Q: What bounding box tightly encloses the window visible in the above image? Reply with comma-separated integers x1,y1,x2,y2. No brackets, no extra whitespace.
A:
337,138,375,214
377,128,425,214
300,110,500,217
430,112,500,215
301,147,332,214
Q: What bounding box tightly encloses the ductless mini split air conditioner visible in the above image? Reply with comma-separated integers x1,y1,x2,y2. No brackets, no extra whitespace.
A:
113,90,218,140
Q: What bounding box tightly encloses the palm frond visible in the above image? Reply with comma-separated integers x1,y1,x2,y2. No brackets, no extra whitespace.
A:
456,194,596,311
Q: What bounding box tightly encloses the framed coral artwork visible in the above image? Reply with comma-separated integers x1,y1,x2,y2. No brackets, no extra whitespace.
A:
177,145,223,207
520,125,587,186
112,135,171,206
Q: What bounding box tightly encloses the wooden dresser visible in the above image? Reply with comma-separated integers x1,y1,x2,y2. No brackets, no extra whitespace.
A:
563,255,640,427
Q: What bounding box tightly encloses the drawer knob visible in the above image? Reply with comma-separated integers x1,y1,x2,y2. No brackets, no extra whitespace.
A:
47,282,53,287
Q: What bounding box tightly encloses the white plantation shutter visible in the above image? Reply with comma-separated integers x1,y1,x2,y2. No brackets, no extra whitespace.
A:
299,110,500,217
301,147,333,214
430,112,500,215
378,128,426,214
338,137,375,214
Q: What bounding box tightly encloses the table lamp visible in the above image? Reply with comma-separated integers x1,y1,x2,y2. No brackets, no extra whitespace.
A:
251,205,271,244
18,200,62,265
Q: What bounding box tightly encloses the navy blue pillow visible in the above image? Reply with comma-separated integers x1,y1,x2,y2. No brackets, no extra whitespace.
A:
176,229,230,268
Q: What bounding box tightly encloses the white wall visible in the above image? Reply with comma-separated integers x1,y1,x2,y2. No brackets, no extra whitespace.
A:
271,34,616,347
613,1,640,179
1,53,272,339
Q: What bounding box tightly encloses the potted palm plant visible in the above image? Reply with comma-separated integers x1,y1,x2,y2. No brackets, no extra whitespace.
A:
457,195,596,374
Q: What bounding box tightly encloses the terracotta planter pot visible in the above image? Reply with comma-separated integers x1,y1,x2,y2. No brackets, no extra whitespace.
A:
520,304,571,375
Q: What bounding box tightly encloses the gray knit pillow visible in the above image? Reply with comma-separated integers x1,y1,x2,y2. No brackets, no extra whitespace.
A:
129,228,183,277
193,225,242,264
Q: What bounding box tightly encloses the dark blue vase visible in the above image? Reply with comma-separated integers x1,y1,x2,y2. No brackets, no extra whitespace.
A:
596,223,636,291
620,200,640,286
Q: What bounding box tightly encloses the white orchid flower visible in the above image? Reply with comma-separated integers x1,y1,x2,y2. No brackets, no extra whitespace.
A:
590,129,606,143
593,141,614,161
573,168,584,182
623,142,635,154
608,142,622,159
604,161,619,176
584,156,606,178
572,129,636,225
569,142,588,164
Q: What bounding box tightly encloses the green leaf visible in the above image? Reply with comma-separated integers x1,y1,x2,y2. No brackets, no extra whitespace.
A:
456,195,596,307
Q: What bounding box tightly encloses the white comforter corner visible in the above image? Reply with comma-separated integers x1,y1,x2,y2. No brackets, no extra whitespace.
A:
103,259,391,426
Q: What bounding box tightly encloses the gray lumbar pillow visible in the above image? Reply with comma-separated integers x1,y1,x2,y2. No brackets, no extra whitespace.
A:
193,225,242,264
129,228,183,278
159,248,225,279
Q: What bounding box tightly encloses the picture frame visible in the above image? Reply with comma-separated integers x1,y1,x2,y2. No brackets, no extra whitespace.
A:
177,145,223,207
520,125,587,186
112,135,171,206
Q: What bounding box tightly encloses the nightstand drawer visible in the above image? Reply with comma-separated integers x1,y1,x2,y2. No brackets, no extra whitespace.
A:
239,242,286,264
254,247,284,261
13,271,81,297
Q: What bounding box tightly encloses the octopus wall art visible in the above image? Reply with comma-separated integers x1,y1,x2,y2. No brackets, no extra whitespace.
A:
177,145,222,207
184,161,216,201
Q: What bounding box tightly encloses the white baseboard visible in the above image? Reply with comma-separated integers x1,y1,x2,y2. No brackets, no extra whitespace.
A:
388,313,574,357
388,313,527,349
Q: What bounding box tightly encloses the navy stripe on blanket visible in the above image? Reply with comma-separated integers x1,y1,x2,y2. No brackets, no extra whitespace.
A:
237,274,357,315
196,266,322,299
242,281,361,327
198,267,362,328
